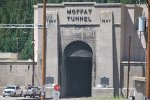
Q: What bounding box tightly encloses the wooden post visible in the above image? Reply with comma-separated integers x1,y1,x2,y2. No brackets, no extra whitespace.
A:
32,29,35,86
41,0,46,100
127,36,131,99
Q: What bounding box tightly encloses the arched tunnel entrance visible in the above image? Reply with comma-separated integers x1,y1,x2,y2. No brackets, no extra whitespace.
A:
63,41,93,98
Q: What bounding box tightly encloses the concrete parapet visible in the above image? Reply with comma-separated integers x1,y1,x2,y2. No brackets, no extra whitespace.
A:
0,53,18,60
92,87,114,97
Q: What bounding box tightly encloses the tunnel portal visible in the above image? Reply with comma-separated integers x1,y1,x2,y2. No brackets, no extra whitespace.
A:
64,41,93,97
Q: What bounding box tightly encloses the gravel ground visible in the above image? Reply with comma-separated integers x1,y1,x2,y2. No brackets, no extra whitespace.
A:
60,97,127,100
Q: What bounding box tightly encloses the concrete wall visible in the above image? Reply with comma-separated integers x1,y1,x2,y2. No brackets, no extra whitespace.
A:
123,5,145,61
0,64,39,95
0,64,39,86
33,3,147,98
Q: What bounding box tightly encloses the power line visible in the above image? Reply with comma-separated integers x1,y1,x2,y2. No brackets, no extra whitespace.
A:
0,24,43,28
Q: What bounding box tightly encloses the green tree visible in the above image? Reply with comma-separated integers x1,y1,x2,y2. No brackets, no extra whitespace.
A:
0,0,34,60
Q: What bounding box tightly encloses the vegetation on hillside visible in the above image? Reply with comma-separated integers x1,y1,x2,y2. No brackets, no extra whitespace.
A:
0,0,35,60
0,0,146,60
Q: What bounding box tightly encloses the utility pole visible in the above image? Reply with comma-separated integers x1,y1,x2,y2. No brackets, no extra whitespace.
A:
41,0,46,100
127,36,131,99
32,29,35,86
146,0,150,99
